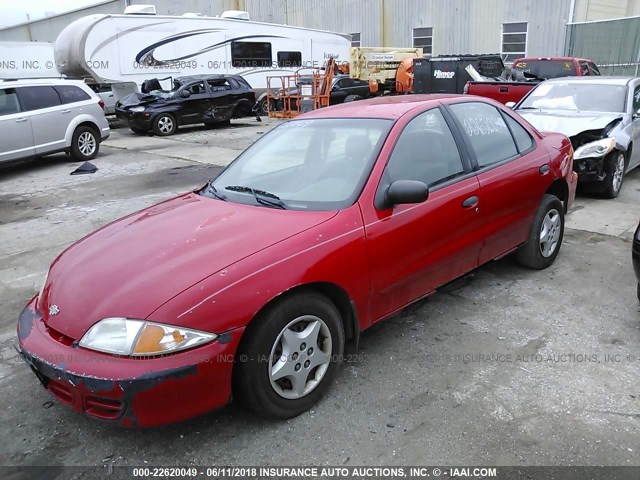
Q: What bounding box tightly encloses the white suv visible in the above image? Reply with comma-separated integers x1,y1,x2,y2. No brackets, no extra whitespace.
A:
0,78,110,164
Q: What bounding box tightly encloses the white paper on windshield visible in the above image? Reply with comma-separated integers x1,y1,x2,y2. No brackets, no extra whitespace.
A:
531,96,577,110
530,84,553,97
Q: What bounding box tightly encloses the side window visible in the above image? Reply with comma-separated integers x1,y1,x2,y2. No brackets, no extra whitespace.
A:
386,108,465,187
503,114,534,153
579,61,589,76
449,102,518,168
16,86,61,111
589,63,601,76
230,41,272,68
336,78,353,88
207,79,232,92
187,82,206,95
55,85,91,104
633,85,640,113
277,51,302,68
0,88,21,116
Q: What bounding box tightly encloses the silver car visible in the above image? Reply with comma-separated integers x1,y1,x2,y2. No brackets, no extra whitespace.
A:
0,78,110,164
515,76,640,198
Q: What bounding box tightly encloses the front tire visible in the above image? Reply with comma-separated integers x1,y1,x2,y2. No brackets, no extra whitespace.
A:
601,151,626,199
70,126,99,161
516,194,564,269
152,113,177,136
233,292,344,419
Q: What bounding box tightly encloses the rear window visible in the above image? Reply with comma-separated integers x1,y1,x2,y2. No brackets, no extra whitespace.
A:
16,86,61,111
55,85,91,104
513,60,576,80
0,88,21,116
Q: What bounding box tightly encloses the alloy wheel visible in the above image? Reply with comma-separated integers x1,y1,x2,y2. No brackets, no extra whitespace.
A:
612,153,625,194
157,116,174,134
78,132,96,157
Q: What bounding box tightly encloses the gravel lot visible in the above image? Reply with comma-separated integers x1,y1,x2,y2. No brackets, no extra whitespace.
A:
1,118,639,475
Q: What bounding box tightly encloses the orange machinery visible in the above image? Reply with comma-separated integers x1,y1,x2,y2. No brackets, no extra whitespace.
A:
266,58,336,118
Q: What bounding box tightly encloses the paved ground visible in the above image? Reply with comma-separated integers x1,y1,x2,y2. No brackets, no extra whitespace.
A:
1,119,639,475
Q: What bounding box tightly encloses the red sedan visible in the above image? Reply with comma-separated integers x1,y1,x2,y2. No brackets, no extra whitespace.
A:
18,95,576,427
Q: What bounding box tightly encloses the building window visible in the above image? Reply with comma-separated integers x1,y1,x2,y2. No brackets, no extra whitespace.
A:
413,27,433,55
350,33,361,47
230,41,272,68
501,22,527,64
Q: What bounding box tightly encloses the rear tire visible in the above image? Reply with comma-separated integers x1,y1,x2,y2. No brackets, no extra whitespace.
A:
516,194,564,269
233,292,344,419
152,113,177,136
70,126,99,161
601,151,626,199
637,282,640,303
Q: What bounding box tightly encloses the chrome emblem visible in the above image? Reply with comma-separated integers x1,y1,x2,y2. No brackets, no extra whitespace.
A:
49,305,60,316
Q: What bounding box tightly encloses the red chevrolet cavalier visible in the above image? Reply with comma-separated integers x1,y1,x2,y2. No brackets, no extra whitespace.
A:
18,95,576,426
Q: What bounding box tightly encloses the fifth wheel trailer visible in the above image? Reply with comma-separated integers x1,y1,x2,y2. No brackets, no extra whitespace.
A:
54,11,351,102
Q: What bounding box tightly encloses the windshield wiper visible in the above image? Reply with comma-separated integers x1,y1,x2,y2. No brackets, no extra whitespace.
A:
517,106,540,110
205,183,227,201
225,185,287,209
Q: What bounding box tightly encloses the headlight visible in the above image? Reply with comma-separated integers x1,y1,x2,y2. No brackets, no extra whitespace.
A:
574,137,615,160
129,106,145,112
79,318,217,356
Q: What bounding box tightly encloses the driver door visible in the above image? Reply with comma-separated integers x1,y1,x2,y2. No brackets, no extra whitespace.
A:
361,107,483,321
178,81,211,125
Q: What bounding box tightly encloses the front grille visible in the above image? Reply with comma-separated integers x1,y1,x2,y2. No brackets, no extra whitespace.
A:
48,381,74,405
85,396,124,420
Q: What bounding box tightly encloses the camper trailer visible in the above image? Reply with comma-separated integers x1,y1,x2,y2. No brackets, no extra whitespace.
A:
54,10,351,104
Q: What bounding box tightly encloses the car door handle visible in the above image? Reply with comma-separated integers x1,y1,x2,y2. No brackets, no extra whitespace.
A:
499,87,509,93
462,196,479,208
539,164,550,175
15,117,28,122
61,109,71,113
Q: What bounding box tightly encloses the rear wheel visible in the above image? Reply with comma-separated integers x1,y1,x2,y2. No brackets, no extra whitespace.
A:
70,126,99,161
601,151,626,199
152,113,177,136
516,194,564,269
233,292,344,419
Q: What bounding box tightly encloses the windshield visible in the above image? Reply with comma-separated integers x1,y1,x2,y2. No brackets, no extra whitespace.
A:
513,60,576,80
519,82,627,113
208,118,392,210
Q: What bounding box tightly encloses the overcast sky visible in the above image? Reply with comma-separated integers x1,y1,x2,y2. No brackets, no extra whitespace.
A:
0,0,101,28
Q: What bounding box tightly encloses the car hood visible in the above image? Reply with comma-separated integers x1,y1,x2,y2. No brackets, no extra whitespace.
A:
518,110,623,138
41,193,336,339
117,92,164,107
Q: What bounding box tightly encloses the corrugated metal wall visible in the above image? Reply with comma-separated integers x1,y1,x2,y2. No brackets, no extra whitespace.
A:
0,0,573,58
565,16,640,75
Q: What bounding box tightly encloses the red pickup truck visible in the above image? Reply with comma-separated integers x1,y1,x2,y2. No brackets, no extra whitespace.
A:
464,57,600,104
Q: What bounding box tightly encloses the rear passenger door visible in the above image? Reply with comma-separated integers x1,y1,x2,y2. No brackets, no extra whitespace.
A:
16,86,66,154
447,101,550,264
207,78,236,121
0,87,35,162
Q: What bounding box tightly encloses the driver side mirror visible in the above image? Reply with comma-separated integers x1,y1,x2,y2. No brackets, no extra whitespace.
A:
180,89,191,98
505,101,516,109
381,180,429,209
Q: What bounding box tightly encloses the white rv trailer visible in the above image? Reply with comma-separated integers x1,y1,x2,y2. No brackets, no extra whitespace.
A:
54,11,351,103
0,42,60,79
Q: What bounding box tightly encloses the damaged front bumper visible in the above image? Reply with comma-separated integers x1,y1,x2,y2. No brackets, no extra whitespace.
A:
17,297,243,427
573,155,606,183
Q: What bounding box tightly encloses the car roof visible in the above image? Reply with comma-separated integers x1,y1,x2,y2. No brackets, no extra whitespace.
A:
541,76,638,86
176,74,233,83
299,94,470,120
0,77,89,88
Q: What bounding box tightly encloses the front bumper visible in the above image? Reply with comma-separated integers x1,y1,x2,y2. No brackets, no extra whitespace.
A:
115,110,153,131
573,156,606,183
17,297,244,427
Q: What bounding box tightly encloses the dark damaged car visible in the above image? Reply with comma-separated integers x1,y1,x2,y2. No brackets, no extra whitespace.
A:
516,76,640,198
116,74,255,136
